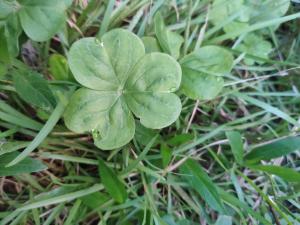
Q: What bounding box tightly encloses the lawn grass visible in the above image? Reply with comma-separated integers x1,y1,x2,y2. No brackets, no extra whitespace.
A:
0,0,300,224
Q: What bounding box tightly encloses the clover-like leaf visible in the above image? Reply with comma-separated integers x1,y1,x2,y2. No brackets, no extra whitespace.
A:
18,0,66,42
236,33,272,65
1,0,67,42
180,46,233,100
64,29,182,150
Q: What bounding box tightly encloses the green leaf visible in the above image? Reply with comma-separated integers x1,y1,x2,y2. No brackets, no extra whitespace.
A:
180,159,226,213
160,143,172,168
226,131,244,165
248,0,290,23
215,215,232,225
6,97,67,166
18,0,66,41
0,141,30,156
0,1,15,20
0,15,22,64
48,53,73,81
180,46,233,100
142,36,161,53
0,152,47,176
65,29,182,150
248,165,300,182
98,158,127,203
210,0,250,34
13,69,56,110
236,33,272,65
245,136,300,163
80,192,110,209
154,12,183,59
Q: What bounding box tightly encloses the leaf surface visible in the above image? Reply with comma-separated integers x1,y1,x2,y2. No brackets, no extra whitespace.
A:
13,69,56,110
65,29,182,149
0,152,47,176
180,159,226,213
180,46,233,100
98,158,127,203
18,0,66,41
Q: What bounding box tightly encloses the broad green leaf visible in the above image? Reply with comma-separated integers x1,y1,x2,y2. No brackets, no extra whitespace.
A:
236,33,272,65
98,158,127,203
180,46,233,100
0,1,15,19
64,89,135,150
125,53,181,129
180,159,226,213
154,12,183,59
142,36,161,53
13,69,56,110
18,0,66,41
245,136,300,163
226,131,244,165
248,165,300,182
210,0,250,33
248,0,290,23
48,53,73,81
0,152,47,176
65,29,182,150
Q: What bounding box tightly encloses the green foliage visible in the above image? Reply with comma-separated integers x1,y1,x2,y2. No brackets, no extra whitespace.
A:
248,165,300,182
236,33,272,65
98,158,127,203
48,54,73,81
180,46,233,100
180,159,226,213
13,69,56,110
245,136,300,164
154,12,183,59
0,0,300,224
64,29,182,150
0,152,47,176
226,131,244,165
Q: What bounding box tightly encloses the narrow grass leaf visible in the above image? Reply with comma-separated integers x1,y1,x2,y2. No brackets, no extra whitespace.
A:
248,165,300,182
245,136,300,163
63,199,81,225
18,184,103,211
226,131,244,165
219,189,272,225
0,152,47,176
209,12,300,43
6,100,66,167
180,159,226,213
98,158,127,203
233,92,299,126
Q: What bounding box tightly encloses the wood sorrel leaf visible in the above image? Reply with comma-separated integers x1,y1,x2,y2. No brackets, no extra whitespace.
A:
180,46,233,100
64,29,182,150
18,0,67,42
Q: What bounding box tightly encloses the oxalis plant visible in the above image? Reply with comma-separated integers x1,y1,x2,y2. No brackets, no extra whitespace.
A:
64,29,182,150
63,13,235,150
